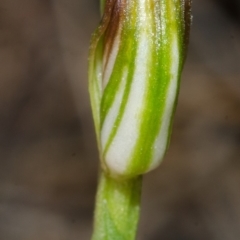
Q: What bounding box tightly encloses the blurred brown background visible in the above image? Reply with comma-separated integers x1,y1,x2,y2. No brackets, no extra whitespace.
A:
0,0,240,239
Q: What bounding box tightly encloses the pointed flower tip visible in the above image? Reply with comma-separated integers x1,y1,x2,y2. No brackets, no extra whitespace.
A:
89,0,192,179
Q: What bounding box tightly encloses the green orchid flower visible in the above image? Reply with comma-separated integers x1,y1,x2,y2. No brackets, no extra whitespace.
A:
89,1,192,239
89,0,192,179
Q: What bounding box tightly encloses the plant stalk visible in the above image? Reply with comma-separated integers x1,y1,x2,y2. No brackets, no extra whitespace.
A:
92,172,142,240
100,0,105,15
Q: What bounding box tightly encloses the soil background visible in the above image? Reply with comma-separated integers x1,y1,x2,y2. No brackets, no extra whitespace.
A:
0,0,240,239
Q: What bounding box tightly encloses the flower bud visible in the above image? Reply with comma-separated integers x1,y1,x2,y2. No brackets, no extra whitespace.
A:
89,0,192,179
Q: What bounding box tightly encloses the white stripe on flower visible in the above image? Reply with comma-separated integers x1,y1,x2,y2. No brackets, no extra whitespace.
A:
150,35,180,171
101,69,128,150
104,2,153,176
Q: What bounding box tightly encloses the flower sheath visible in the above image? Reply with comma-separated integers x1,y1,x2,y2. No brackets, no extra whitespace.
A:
89,0,192,179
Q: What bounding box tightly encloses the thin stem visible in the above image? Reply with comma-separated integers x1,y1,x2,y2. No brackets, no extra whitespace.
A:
92,172,142,240
100,0,106,16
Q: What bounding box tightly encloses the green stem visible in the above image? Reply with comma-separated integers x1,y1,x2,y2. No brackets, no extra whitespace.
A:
92,172,142,240
100,0,106,16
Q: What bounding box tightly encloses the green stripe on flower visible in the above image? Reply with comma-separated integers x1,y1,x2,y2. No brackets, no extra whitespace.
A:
89,0,192,179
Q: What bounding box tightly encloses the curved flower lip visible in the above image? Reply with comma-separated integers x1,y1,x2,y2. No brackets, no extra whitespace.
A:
89,0,192,179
